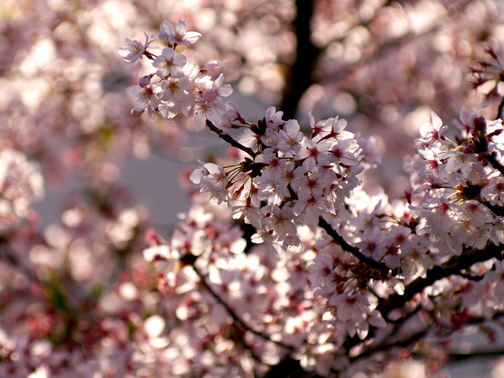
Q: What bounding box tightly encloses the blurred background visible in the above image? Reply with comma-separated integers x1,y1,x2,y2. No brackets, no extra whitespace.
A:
2,0,504,377
3,0,504,227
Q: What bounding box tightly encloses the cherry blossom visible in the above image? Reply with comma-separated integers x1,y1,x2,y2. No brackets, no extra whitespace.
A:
127,24,504,372
125,81,161,114
118,32,154,69
152,48,187,79
0,149,44,228
5,3,504,377
157,19,202,46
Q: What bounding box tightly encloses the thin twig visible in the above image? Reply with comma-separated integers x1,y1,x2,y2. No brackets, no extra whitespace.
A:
457,272,485,281
0,244,47,288
193,264,294,353
318,216,390,273
206,120,257,158
486,151,504,177
498,93,504,120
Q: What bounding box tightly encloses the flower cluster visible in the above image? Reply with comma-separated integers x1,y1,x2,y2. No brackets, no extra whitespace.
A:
4,1,504,377
143,204,356,376
121,20,237,131
407,109,504,257
0,149,44,229
124,19,504,377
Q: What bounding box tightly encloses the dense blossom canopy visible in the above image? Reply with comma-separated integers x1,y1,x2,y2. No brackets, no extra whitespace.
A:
3,1,504,377
116,16,504,377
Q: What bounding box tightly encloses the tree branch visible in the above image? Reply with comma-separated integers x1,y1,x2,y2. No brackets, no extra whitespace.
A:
339,243,503,363
279,0,320,120
486,151,504,177
377,242,503,319
498,92,504,120
193,265,294,354
438,348,504,361
206,120,257,158
318,216,390,273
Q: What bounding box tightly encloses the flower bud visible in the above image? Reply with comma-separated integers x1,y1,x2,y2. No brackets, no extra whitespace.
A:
472,116,486,133
202,60,220,75
139,74,154,88
131,108,144,117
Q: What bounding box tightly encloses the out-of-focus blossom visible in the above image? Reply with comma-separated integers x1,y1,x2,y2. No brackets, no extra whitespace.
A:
0,149,44,228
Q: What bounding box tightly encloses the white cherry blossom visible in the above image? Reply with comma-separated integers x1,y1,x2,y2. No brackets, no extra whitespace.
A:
157,19,202,46
118,32,154,68
153,47,186,78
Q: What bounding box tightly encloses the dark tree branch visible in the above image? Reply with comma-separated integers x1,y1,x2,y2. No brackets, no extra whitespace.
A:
254,172,502,375
457,272,485,281
262,356,323,378
438,348,504,361
498,93,504,120
486,151,504,177
482,198,504,217
377,243,503,319
206,120,257,158
348,311,504,368
193,265,294,355
336,243,503,363
318,216,390,272
279,0,399,121
279,0,320,120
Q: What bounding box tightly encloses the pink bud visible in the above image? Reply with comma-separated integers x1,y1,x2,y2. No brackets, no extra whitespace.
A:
131,108,144,117
202,60,220,76
139,74,154,88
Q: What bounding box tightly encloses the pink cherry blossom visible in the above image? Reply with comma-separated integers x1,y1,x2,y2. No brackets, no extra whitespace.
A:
157,19,201,46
